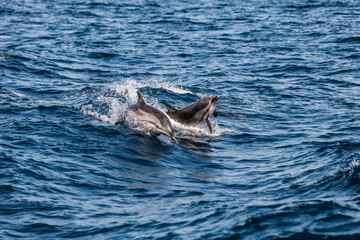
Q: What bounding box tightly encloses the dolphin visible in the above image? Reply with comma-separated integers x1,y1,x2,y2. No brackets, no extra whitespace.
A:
125,91,175,139
162,96,219,133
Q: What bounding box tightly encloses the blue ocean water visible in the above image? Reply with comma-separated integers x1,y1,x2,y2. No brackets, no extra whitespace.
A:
1,0,360,239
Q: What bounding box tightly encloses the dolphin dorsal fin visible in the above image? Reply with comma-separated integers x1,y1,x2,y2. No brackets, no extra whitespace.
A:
162,102,178,113
136,91,146,105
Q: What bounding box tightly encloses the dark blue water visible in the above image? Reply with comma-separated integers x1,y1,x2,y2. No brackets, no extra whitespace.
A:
1,0,360,239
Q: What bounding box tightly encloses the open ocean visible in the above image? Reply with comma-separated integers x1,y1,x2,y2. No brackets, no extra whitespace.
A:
1,0,360,239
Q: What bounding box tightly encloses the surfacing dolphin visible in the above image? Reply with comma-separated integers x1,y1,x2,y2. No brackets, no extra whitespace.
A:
162,95,219,133
125,91,175,139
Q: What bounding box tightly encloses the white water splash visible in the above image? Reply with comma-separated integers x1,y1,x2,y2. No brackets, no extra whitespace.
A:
113,78,193,98
0,52,9,60
344,157,360,176
350,159,360,168
82,96,124,125
169,118,233,138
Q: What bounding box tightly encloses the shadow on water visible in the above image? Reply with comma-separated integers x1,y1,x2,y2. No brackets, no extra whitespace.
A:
176,136,212,155
101,128,174,189
113,124,218,184
174,136,221,182
115,126,173,162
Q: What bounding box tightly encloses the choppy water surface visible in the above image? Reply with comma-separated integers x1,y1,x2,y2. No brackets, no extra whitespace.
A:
1,0,360,239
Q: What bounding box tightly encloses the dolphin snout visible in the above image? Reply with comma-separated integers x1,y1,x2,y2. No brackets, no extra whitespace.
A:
167,131,175,140
163,131,175,140
212,95,220,103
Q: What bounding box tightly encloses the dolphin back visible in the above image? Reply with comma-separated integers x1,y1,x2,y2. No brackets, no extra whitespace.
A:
125,91,175,139
161,96,219,132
